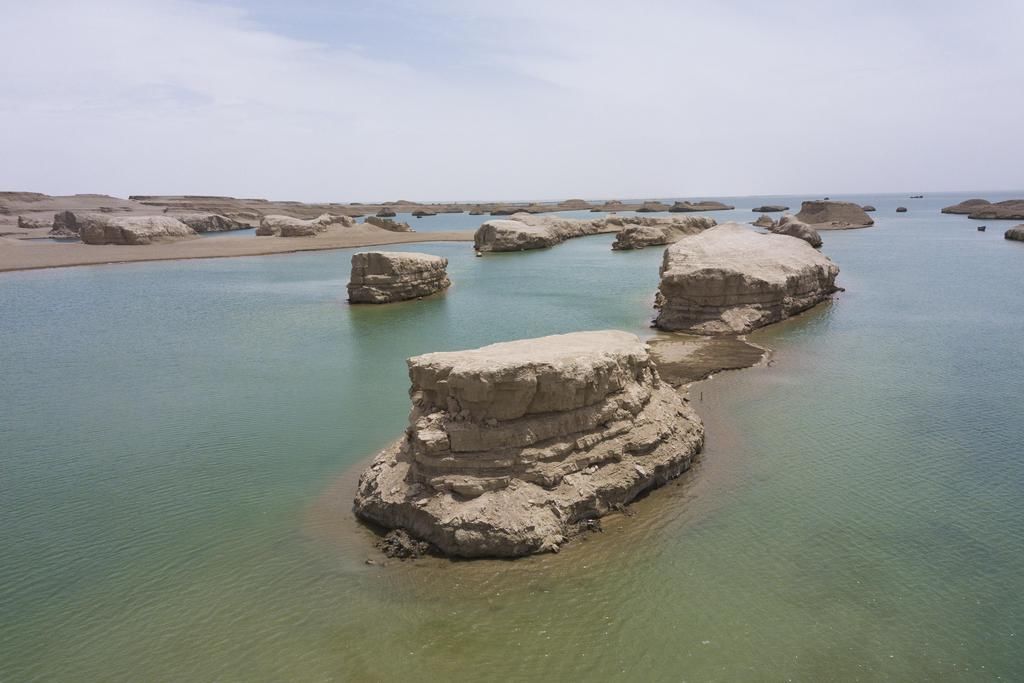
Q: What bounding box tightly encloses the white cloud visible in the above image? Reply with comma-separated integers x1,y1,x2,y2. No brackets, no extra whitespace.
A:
1,0,1022,200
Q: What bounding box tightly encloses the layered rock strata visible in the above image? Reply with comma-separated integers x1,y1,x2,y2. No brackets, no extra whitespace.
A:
78,215,196,245
795,200,873,228
347,251,450,304
353,330,705,557
171,213,248,232
611,215,716,250
654,223,839,334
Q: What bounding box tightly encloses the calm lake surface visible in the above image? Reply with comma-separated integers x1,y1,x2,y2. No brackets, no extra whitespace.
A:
2,193,1022,680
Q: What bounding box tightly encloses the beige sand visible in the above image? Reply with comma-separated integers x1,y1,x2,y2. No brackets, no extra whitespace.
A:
0,225,473,273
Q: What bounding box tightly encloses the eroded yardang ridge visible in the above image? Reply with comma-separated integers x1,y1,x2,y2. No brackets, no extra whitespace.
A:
353,331,704,557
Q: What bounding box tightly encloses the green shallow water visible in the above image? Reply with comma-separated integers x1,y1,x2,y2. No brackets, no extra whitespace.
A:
1,193,1022,680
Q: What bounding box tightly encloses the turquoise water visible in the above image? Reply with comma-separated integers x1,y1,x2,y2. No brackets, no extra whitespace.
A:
1,193,1022,680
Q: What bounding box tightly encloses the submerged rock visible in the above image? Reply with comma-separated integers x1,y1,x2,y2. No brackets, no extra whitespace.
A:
353,330,705,558
654,223,839,334
79,215,196,245
256,213,354,237
770,214,822,247
795,200,873,229
752,205,788,212
610,215,715,250
1005,225,1024,241
347,251,450,304
669,200,734,212
365,216,413,232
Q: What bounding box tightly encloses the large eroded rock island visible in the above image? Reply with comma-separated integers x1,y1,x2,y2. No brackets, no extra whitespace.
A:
654,223,840,334
353,331,705,557
943,198,1024,219
795,200,874,229
347,251,450,304
473,213,620,252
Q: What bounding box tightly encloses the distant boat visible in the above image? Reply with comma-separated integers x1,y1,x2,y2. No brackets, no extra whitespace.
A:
978,225,987,232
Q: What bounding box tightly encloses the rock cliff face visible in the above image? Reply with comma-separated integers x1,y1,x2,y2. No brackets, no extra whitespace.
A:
78,215,196,245
353,330,704,557
365,216,413,232
611,215,716,250
654,223,839,334
347,251,450,304
256,213,355,236
1005,225,1024,242
770,214,822,247
474,213,620,252
795,200,873,229
50,211,80,238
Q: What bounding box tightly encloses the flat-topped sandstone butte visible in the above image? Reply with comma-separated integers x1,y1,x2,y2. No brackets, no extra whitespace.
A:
354,330,704,557
795,200,874,229
256,213,355,237
78,215,197,245
654,223,839,334
473,213,620,252
347,251,450,304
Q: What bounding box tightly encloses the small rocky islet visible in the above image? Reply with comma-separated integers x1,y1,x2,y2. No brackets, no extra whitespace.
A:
347,251,450,304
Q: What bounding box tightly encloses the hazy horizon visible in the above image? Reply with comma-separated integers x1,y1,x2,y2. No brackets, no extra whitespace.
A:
3,0,1022,202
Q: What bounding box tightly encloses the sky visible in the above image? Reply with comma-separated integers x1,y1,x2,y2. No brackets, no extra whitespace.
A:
1,0,1022,202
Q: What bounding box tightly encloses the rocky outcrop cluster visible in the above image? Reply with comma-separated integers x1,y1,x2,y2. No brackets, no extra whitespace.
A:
610,215,716,250
1005,225,1024,242
77,215,197,245
353,330,705,557
795,200,874,229
364,216,413,232
770,214,823,247
256,213,355,237
347,251,450,304
654,223,839,334
942,198,1024,219
670,200,734,212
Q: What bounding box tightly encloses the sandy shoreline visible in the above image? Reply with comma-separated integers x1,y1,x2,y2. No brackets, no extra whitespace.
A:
0,227,474,273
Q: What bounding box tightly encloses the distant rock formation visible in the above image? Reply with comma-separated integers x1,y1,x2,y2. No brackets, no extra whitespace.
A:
17,216,49,230
752,215,776,228
669,200,734,212
79,215,196,245
50,211,80,238
412,209,437,217
1005,225,1024,242
941,198,992,215
353,330,705,557
365,216,413,232
795,200,873,229
752,205,788,212
474,213,620,252
654,223,839,334
611,215,716,250
770,214,823,248
942,199,1024,220
256,213,355,237
557,198,592,210
636,201,671,213
597,200,627,212
172,213,247,233
896,207,907,213
347,251,450,304
376,208,397,217
862,205,877,212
